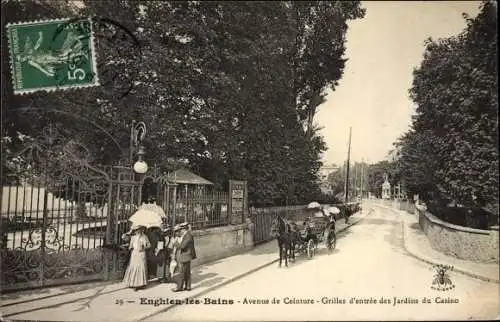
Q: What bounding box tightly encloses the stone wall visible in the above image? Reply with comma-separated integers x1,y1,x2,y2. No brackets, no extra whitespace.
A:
417,208,499,263
190,221,254,267
373,198,499,264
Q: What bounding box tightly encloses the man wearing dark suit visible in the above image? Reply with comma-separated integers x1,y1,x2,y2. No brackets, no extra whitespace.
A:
146,227,162,279
172,222,196,292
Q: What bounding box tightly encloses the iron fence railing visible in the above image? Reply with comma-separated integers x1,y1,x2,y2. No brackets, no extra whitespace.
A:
171,191,230,230
1,175,111,292
1,184,110,251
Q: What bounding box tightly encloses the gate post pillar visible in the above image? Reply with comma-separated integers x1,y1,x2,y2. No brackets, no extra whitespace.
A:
104,182,115,281
228,180,247,225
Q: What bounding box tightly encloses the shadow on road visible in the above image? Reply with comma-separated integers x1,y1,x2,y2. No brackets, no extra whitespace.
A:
250,241,277,255
274,247,317,269
314,247,340,257
249,241,340,269
191,269,225,288
337,227,353,238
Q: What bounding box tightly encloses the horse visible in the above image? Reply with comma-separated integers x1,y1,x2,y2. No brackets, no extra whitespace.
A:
270,215,294,267
288,222,299,262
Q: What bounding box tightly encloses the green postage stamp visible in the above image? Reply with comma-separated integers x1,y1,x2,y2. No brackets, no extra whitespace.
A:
6,18,99,95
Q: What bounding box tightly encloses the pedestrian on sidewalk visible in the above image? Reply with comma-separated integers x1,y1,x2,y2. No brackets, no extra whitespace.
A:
168,225,182,282
146,225,163,279
172,222,197,292
137,193,167,280
158,224,173,283
123,225,151,291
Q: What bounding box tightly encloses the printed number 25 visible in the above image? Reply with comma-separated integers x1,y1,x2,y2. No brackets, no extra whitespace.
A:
68,63,85,80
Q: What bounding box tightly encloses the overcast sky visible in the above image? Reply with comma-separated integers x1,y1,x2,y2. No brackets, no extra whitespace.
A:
316,1,482,167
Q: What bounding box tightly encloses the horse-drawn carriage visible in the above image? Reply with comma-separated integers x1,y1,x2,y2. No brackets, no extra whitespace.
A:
293,213,336,258
270,202,338,267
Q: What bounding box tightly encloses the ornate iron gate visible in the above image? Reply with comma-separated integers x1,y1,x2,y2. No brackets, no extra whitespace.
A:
2,123,233,291
1,164,176,291
1,127,114,291
102,166,140,280
103,166,174,280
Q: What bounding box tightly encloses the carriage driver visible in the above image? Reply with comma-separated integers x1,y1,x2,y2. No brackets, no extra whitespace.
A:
303,205,336,231
325,207,336,224
322,207,336,243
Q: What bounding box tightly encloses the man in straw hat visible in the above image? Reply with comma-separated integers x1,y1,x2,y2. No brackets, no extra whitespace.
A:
172,222,197,292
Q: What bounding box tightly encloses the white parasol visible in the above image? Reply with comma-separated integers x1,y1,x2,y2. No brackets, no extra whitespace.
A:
129,209,163,229
325,206,341,215
139,203,166,218
313,210,325,218
307,201,321,209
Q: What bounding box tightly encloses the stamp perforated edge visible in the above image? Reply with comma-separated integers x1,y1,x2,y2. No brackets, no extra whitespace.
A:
6,17,100,95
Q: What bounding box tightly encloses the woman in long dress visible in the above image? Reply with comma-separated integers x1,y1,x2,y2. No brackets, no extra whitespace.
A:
123,225,151,291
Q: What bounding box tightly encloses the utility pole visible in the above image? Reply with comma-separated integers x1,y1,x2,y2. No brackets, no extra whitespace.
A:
365,158,370,198
344,127,352,204
354,162,358,199
360,158,364,199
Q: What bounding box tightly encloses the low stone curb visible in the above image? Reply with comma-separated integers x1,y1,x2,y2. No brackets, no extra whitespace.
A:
401,220,500,285
136,209,370,321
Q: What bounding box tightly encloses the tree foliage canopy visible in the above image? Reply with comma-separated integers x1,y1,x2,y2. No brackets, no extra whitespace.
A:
397,1,498,211
2,1,365,207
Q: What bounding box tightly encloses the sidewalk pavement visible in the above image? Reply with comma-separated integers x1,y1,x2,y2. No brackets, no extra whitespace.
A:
1,208,370,322
373,202,499,284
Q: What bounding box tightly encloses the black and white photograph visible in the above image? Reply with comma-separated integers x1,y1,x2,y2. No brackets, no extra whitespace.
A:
1,1,498,321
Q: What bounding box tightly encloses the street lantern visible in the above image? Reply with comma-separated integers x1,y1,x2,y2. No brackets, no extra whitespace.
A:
133,145,148,174
130,121,148,174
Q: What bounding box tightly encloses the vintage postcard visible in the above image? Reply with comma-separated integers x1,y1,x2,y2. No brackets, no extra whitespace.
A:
1,1,498,322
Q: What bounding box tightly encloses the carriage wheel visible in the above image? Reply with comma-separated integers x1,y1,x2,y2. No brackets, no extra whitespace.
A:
307,239,314,258
326,230,336,253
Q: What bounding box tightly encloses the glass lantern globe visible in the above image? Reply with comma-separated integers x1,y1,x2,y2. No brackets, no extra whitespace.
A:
133,160,148,174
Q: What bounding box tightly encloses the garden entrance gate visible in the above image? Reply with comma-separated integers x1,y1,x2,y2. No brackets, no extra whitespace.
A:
0,165,174,292
0,127,174,292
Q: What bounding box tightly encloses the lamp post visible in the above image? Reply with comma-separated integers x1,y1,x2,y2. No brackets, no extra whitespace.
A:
130,120,148,174
133,145,148,174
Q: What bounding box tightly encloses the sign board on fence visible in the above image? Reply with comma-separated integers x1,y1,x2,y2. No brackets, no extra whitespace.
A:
232,199,243,212
228,180,247,225
232,189,244,199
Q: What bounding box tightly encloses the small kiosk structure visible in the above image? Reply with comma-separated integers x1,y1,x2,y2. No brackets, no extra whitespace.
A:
382,173,391,199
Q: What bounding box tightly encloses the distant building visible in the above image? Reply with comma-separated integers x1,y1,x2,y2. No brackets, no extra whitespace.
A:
382,173,391,199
